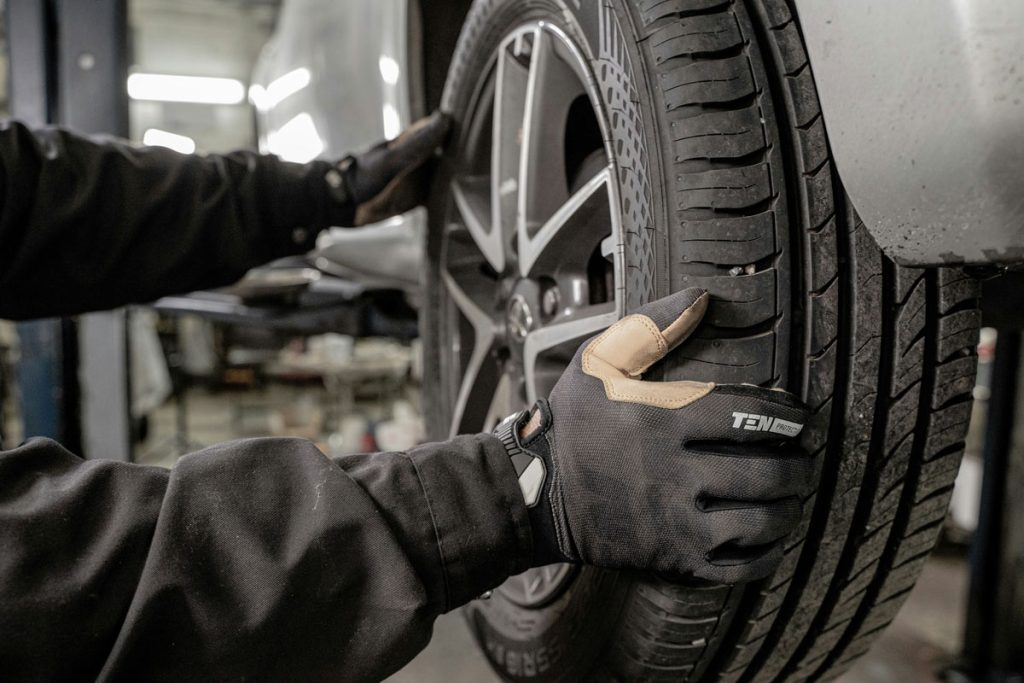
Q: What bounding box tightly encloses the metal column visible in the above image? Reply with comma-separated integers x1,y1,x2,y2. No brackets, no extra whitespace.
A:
58,0,133,461
6,0,79,449
6,0,132,459
961,327,1024,681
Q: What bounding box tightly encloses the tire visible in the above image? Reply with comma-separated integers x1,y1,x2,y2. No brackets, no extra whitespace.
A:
422,0,982,680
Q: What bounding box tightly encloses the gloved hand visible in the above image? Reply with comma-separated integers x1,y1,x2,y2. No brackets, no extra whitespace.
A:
493,288,815,583
327,111,451,227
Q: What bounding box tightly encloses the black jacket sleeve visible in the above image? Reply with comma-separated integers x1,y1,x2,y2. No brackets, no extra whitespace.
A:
0,120,347,320
0,436,532,680
0,120,535,678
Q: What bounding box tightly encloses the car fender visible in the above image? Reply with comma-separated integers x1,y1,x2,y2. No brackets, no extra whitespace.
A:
795,0,1024,266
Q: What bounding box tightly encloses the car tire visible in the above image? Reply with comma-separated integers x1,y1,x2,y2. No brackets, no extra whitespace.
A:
422,0,982,680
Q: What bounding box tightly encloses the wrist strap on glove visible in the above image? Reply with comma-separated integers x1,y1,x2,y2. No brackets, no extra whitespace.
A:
493,409,546,507
493,400,571,566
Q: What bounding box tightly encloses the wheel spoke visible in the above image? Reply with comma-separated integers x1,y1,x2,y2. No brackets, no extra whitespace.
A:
443,270,499,438
518,165,613,278
452,179,505,274
512,564,566,603
523,304,618,404
490,31,533,269
517,24,587,248
482,373,515,433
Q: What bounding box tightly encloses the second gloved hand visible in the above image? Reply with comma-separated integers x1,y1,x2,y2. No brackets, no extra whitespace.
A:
495,288,816,584
327,111,451,227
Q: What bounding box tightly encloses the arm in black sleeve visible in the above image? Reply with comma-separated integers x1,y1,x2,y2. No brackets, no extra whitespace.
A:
0,436,531,680
0,120,350,320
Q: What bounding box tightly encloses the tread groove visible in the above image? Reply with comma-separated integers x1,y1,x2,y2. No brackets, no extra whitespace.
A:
810,272,940,677
770,256,897,683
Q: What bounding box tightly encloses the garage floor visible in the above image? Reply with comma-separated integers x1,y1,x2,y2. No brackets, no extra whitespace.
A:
144,387,971,682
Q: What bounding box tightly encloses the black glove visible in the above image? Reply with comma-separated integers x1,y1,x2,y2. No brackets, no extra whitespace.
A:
493,288,815,583
326,111,451,227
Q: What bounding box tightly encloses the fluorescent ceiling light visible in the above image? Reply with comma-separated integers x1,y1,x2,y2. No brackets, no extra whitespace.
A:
269,68,310,107
249,84,269,110
267,113,324,163
382,103,401,141
250,67,311,112
143,128,196,154
379,56,400,85
128,73,246,105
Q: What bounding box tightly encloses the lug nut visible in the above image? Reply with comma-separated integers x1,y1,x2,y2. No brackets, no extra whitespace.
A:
542,287,560,317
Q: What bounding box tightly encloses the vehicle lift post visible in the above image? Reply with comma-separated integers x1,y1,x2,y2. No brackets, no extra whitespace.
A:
958,279,1024,682
5,0,134,461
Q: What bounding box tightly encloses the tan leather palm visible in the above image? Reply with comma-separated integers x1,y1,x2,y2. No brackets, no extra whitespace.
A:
582,291,714,409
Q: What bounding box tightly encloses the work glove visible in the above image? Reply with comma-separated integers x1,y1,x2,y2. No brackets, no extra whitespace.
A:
326,111,451,226
493,288,815,584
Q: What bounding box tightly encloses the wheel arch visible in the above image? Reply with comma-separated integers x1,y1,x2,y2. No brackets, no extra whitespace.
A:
793,0,1024,267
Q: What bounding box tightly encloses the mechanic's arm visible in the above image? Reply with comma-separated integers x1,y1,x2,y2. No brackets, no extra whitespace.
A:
0,434,525,680
0,289,815,681
0,114,448,320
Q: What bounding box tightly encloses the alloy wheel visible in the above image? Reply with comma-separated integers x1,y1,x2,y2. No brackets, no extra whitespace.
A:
440,20,623,606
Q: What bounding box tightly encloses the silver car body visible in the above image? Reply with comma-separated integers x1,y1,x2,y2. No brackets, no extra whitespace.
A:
251,0,424,288
796,0,1024,265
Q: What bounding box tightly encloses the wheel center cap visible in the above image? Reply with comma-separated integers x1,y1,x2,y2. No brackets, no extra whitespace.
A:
507,294,535,343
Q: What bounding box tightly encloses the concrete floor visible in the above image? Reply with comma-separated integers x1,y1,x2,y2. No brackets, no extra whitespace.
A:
143,386,972,682
385,612,497,682
837,555,967,683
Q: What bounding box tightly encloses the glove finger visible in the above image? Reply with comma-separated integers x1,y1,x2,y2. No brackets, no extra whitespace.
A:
353,160,435,226
634,287,710,351
716,383,807,411
691,445,816,501
700,497,803,549
582,287,709,381
347,112,452,205
385,111,452,172
694,541,784,584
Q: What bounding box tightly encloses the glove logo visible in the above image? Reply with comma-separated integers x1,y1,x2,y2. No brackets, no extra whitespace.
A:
731,412,804,437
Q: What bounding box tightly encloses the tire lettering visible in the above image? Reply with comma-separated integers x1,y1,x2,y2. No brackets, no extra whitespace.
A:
483,636,556,677
507,650,520,676
536,647,549,673
521,650,537,676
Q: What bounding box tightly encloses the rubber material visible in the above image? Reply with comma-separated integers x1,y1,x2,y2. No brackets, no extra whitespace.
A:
424,0,981,680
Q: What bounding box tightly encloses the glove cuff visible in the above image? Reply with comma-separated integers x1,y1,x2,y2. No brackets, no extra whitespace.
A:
493,400,571,567
493,409,546,508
